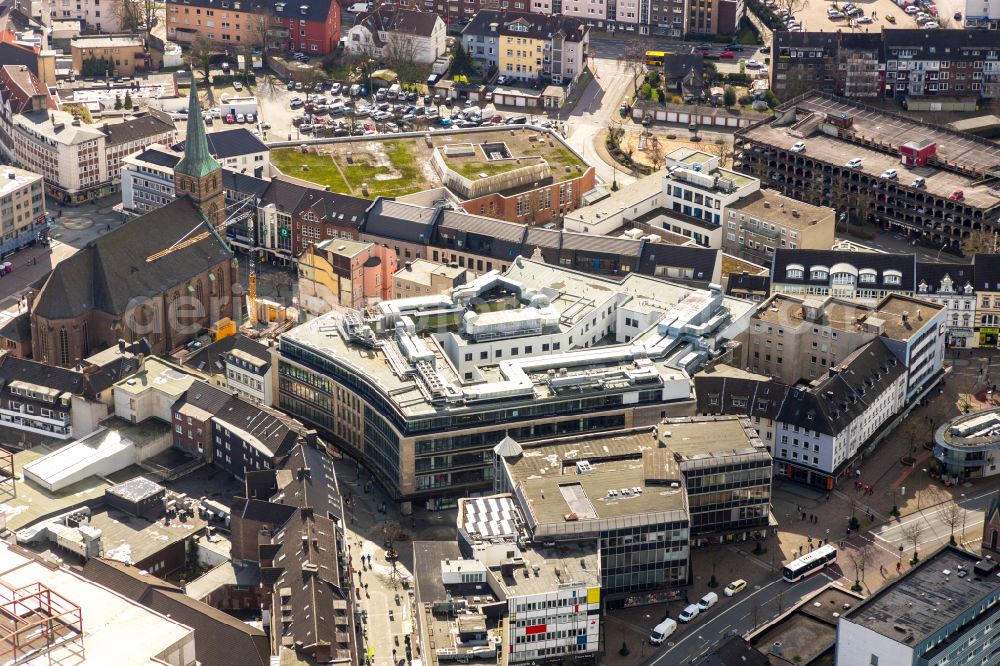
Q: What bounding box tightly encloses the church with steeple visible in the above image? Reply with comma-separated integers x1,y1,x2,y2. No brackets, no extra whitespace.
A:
27,79,238,366
174,76,227,230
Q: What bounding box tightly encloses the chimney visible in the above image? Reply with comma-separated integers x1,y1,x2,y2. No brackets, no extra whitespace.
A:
902,310,909,323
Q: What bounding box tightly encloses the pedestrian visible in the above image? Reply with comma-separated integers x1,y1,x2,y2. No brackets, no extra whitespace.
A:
896,561,901,572
799,544,803,555
825,493,830,501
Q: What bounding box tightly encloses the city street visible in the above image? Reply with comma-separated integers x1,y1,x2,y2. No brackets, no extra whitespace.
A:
640,572,835,665
870,487,996,553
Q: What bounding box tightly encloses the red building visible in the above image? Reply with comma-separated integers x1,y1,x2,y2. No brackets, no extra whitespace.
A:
271,0,341,55
460,167,596,225
899,139,937,168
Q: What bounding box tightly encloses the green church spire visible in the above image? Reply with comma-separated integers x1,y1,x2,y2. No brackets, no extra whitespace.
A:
174,76,222,179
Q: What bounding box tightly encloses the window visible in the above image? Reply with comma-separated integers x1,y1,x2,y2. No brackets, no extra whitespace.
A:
870,656,878,666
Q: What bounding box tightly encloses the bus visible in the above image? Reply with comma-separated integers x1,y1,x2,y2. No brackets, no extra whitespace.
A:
645,51,673,66
782,544,837,582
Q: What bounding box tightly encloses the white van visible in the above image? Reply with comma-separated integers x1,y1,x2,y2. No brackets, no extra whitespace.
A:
678,604,700,623
462,106,482,119
649,618,677,646
697,592,718,611
387,83,401,99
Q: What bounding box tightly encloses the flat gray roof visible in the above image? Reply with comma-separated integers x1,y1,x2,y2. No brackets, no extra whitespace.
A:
504,431,687,525
844,546,1000,645
658,416,765,461
492,543,599,597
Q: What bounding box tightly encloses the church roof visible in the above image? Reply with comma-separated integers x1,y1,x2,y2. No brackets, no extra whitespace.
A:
31,196,232,320
174,77,221,179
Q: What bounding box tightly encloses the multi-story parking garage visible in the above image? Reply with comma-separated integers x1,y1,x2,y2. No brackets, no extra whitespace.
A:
734,93,1000,251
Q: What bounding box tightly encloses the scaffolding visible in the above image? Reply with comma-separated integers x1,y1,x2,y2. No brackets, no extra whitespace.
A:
0,581,84,664
0,447,14,502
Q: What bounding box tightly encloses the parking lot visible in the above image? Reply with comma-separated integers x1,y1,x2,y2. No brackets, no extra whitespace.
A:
772,0,950,35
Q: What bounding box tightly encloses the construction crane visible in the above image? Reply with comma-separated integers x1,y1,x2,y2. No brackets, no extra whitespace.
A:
146,196,262,325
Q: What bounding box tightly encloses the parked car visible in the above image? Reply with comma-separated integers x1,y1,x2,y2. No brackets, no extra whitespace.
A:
881,168,898,179
649,618,677,646
236,113,246,123
845,158,863,168
697,593,719,611
720,50,735,58
505,115,527,125
330,82,342,94
912,177,926,188
225,113,236,123
678,605,700,623
746,59,762,68
724,579,747,597
791,141,806,152
496,75,508,85
295,82,303,90
286,81,295,91
950,189,964,200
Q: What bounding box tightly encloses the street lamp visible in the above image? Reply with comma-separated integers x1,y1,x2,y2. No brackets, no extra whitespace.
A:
960,493,967,545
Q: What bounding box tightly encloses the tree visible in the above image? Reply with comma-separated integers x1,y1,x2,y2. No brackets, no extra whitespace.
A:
185,537,201,576
136,0,164,38
723,85,737,107
452,42,475,77
382,34,421,79
123,91,133,109
114,94,123,110
65,104,93,124
941,502,963,546
903,522,923,563
962,228,998,256
647,134,665,171
710,139,734,168
190,36,215,82
773,0,807,19
847,542,874,592
623,37,651,96
108,0,142,33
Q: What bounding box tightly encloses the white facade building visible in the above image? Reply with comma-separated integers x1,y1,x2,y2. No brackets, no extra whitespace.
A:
774,337,907,486
564,147,758,248
345,7,446,65
0,165,46,255
49,0,124,32
965,0,1000,28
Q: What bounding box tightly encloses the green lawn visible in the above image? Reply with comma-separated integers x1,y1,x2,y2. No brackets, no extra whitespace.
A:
272,149,349,193
523,144,587,180
448,159,523,179
337,141,427,197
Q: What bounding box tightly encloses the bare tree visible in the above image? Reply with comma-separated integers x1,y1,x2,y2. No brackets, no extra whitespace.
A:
622,37,651,96
382,34,420,73
189,35,215,82
847,542,875,591
903,522,923,563
941,503,963,545
774,0,807,18
710,139,734,169
107,0,142,33
137,0,164,38
962,228,998,257
647,134,664,171
248,8,281,94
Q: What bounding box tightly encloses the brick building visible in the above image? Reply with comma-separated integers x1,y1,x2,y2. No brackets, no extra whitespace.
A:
772,30,1000,104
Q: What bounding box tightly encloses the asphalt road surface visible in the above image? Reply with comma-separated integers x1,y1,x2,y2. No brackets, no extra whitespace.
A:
641,571,835,665
870,487,997,554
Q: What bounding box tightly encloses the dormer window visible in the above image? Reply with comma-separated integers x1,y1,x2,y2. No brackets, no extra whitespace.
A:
810,266,829,281
918,282,929,293
858,269,877,284
785,263,804,280
884,270,902,286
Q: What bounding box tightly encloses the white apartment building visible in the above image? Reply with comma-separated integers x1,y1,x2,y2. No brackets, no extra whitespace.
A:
3,109,175,204
872,295,947,401
49,0,124,32
9,110,105,204
775,337,907,488
965,0,1000,29
120,144,177,216
564,147,759,248
915,263,977,348
0,166,46,255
